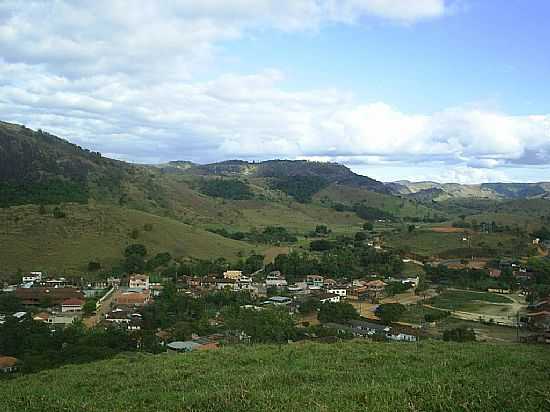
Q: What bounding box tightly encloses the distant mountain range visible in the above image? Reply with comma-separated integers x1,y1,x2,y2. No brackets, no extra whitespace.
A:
1,119,549,274
388,180,550,201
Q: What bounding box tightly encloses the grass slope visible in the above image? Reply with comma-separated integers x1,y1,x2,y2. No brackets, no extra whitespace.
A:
0,203,252,275
1,342,549,412
316,183,436,219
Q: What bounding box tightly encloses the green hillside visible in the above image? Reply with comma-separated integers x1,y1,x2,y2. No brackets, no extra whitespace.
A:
1,341,549,412
0,203,251,275
2,121,549,274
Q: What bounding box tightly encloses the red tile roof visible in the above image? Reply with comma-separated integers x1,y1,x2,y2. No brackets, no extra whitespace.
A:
0,356,18,369
15,288,85,305
62,298,85,306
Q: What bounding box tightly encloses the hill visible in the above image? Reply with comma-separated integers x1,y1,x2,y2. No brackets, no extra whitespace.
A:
1,341,549,411
391,180,550,201
0,121,129,206
0,122,429,274
160,159,389,193
0,203,251,274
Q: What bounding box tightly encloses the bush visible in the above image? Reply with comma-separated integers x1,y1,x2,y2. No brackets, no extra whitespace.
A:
424,311,450,323
87,261,101,272
52,206,66,218
354,204,394,221
318,302,360,324
199,178,253,200
124,244,147,257
375,303,406,324
272,176,328,203
310,239,334,251
443,326,476,342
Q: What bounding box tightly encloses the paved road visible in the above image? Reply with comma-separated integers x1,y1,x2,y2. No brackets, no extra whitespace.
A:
83,287,117,327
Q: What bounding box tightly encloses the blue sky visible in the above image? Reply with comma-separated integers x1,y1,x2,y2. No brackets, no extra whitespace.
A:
1,0,549,183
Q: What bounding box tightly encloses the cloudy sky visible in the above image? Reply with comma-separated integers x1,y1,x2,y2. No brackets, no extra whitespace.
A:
1,0,549,183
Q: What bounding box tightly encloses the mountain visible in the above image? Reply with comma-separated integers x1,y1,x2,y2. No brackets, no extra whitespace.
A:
0,121,408,274
1,341,549,411
160,159,390,194
390,180,550,201
0,121,129,206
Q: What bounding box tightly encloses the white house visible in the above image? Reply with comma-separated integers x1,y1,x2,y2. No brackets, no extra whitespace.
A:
223,270,243,281
129,274,150,290
216,278,238,291
237,275,254,291
388,333,417,342
61,298,85,313
22,271,42,283
327,287,347,298
265,275,288,288
318,293,341,303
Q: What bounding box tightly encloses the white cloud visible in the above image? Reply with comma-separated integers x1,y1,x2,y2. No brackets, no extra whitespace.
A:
326,0,446,23
2,0,550,184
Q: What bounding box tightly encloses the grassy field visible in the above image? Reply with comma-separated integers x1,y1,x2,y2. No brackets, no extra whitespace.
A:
158,175,364,235
1,341,550,411
428,290,513,311
0,203,254,275
399,304,448,324
315,183,437,219
384,228,526,258
428,317,527,343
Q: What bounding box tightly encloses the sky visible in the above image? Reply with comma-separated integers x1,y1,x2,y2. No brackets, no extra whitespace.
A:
1,0,549,183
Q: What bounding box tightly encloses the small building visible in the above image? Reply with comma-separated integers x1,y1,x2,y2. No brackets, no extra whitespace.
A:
318,293,341,304
223,270,243,281
388,332,417,342
12,311,27,321
216,278,238,291
0,356,19,373
527,311,550,330
266,275,288,288
263,296,293,306
22,271,42,283
306,275,324,288
33,311,80,327
489,269,502,278
129,275,150,290
326,286,347,298
365,280,387,295
348,320,391,335
323,278,337,287
185,276,202,288
61,298,85,313
15,287,85,306
115,290,151,306
287,284,306,294
167,341,200,353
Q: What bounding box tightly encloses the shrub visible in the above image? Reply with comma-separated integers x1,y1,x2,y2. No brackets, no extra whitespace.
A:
443,326,476,342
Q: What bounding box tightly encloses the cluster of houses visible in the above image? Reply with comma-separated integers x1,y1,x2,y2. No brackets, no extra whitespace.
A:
177,270,418,306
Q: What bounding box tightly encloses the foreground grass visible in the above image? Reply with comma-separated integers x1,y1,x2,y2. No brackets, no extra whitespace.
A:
1,341,549,412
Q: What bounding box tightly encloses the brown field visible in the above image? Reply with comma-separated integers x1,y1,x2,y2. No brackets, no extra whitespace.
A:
430,226,467,233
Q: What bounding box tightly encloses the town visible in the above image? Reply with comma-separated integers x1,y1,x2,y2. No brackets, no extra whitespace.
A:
2,233,549,375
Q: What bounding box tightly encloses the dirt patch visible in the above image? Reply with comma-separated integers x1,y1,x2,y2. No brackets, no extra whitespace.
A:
263,246,290,264
430,227,467,233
